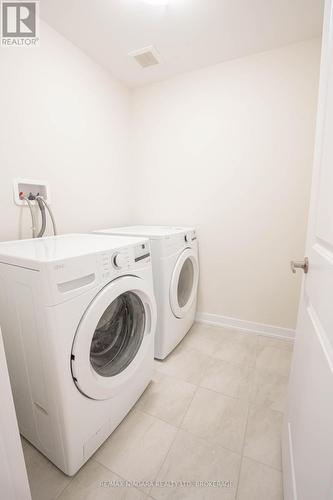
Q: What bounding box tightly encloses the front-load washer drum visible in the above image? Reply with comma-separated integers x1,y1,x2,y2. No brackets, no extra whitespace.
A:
90,291,145,377
170,248,199,319
71,276,155,400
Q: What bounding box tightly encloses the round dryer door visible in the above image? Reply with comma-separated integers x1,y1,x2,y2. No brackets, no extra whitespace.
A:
71,276,156,400
170,248,199,319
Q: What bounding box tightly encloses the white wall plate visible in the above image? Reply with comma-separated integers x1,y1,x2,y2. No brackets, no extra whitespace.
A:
13,178,50,206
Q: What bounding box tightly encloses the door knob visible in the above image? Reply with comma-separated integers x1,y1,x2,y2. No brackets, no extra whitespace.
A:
290,257,309,274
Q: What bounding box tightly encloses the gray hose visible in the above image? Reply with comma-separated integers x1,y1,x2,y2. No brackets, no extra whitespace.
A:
22,196,37,238
36,196,46,237
38,196,57,236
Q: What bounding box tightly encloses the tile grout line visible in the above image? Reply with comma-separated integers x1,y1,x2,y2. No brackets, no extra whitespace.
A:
92,406,181,498
138,388,252,458
146,429,179,498
240,454,283,473
146,370,204,498
246,335,290,475
54,480,73,500
92,459,147,497
234,334,260,500
171,425,246,458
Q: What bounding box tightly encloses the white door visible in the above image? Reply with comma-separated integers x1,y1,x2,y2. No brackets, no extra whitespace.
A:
283,1,333,499
0,329,31,500
71,276,156,401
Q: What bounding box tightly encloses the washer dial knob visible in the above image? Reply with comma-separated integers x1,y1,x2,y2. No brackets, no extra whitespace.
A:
185,233,191,243
113,252,127,269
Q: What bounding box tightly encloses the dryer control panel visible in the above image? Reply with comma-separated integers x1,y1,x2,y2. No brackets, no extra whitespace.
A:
98,241,151,282
163,229,197,257
184,230,197,244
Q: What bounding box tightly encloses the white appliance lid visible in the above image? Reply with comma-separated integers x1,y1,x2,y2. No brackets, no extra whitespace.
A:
95,225,195,240
0,233,148,268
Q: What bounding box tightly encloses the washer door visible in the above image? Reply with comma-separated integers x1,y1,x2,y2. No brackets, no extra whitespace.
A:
170,248,199,319
71,276,155,400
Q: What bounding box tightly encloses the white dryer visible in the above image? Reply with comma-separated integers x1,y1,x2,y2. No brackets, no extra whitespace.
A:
94,226,199,359
0,234,156,475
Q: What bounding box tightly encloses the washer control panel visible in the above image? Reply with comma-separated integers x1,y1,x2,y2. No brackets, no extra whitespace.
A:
112,252,128,269
99,249,130,280
134,241,150,264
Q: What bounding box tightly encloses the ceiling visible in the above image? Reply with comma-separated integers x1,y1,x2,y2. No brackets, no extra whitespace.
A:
40,0,324,88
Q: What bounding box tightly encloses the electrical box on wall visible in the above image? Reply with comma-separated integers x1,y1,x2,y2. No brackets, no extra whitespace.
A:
13,178,50,206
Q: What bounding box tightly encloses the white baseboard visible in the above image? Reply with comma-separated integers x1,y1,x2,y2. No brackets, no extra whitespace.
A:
196,312,295,341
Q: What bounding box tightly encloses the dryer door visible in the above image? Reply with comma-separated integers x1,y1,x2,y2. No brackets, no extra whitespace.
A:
170,248,199,319
71,276,156,400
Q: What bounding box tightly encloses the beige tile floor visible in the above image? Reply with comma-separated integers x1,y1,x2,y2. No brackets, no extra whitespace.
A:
21,323,293,500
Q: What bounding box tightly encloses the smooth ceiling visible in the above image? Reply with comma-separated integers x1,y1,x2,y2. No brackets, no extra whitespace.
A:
40,0,324,87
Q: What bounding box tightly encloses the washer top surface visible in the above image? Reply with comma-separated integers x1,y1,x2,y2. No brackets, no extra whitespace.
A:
95,225,195,240
0,233,147,269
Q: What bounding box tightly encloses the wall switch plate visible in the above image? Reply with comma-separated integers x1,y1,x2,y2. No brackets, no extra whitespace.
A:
13,178,50,206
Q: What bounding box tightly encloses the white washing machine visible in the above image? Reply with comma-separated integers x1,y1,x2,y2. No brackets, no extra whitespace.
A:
0,234,156,475
94,226,199,359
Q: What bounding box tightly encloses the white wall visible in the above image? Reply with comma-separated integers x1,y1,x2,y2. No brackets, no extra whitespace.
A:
0,21,132,241
130,39,321,330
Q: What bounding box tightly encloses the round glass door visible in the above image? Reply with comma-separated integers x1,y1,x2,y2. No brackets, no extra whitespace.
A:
90,291,145,377
71,275,156,400
170,248,199,319
177,258,195,309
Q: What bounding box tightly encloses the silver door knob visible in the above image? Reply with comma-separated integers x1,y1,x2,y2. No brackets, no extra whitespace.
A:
290,257,309,274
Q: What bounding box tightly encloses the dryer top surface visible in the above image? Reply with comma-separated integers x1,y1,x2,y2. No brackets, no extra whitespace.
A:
95,225,195,240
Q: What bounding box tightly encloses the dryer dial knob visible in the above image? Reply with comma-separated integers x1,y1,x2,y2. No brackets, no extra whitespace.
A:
185,233,191,243
113,253,127,269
